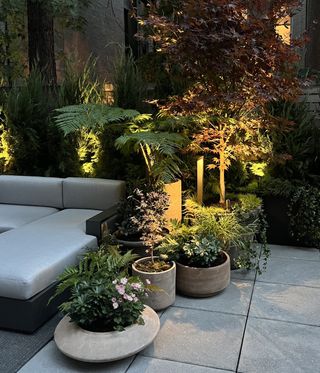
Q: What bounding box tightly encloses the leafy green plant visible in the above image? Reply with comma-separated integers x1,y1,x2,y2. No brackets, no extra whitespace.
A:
57,56,104,106
183,198,269,273
117,185,169,266
60,275,146,332
53,240,138,297
159,223,223,267
113,49,147,112
267,100,320,184
52,240,148,332
55,104,140,135
1,70,65,175
115,129,186,183
257,177,301,199
237,194,262,212
288,186,320,249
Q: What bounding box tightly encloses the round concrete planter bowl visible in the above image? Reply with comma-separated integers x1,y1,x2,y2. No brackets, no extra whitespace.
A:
132,257,176,311
176,251,230,297
54,305,160,363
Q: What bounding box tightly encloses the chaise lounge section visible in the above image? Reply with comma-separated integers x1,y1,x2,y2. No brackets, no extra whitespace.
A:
0,175,125,332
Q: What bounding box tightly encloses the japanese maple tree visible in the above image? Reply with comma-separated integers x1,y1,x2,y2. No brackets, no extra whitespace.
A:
141,0,303,204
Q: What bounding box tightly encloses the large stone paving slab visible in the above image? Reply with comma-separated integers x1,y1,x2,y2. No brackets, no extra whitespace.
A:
127,356,232,373
256,257,320,287
250,282,320,326
268,244,320,261
175,280,253,316
231,268,256,281
141,307,245,371
238,318,320,373
18,341,134,373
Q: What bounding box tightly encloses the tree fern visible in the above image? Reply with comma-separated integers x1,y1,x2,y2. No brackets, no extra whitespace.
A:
55,104,140,135
115,131,187,183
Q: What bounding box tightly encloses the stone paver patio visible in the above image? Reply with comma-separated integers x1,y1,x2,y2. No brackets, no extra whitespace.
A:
18,245,320,373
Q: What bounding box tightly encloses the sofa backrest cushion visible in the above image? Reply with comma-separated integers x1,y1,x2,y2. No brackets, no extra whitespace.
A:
63,177,125,210
0,175,63,208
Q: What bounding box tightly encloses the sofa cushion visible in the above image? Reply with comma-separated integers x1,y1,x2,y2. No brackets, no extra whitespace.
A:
0,209,101,300
0,175,63,208
0,204,59,233
63,177,125,210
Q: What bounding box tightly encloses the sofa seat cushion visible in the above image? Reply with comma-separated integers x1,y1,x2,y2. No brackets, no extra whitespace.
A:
0,204,59,233
0,209,101,300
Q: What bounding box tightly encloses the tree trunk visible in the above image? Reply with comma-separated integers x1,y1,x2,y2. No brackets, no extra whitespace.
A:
219,152,226,205
27,0,57,86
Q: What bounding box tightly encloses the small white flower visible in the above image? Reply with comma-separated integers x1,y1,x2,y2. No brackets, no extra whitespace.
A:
112,302,119,309
120,277,128,285
146,279,151,285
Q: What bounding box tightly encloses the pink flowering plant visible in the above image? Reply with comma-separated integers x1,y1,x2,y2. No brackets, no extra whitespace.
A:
52,239,150,332
59,275,148,332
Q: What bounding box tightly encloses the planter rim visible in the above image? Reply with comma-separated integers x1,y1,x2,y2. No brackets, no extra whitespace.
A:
116,237,145,247
177,251,229,270
132,256,176,275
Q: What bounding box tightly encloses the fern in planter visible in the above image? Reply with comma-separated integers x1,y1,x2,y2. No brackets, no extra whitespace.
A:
53,239,138,298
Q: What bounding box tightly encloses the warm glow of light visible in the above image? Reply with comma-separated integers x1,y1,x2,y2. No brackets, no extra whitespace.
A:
197,156,204,205
276,16,291,44
103,83,114,105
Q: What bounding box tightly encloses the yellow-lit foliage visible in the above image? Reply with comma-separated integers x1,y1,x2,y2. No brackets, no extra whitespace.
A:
77,129,101,176
0,125,13,172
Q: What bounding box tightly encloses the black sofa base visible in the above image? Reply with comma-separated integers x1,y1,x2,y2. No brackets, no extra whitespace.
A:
0,282,68,333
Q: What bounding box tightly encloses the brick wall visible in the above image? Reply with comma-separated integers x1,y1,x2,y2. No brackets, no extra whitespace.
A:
57,0,126,82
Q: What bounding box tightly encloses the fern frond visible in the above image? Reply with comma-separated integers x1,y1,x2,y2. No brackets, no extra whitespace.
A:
55,104,140,135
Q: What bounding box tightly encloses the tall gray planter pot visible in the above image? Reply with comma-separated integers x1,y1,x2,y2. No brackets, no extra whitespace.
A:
176,251,230,297
132,257,176,311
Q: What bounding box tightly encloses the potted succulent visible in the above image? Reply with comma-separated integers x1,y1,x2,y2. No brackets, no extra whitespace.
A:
51,241,160,362
159,224,230,297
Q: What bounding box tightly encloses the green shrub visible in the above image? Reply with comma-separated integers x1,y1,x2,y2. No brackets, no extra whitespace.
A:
288,186,320,248
267,100,320,184
53,241,148,332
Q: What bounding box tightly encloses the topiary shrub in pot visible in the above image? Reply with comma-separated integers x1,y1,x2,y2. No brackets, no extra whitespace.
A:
51,241,160,362
159,224,230,297
115,183,170,257
129,185,176,311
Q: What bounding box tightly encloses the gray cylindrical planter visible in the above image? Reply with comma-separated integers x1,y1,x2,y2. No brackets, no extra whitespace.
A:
54,305,160,363
132,257,176,311
176,251,230,297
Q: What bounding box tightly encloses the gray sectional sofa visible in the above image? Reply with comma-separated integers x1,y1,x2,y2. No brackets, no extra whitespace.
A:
0,175,125,332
